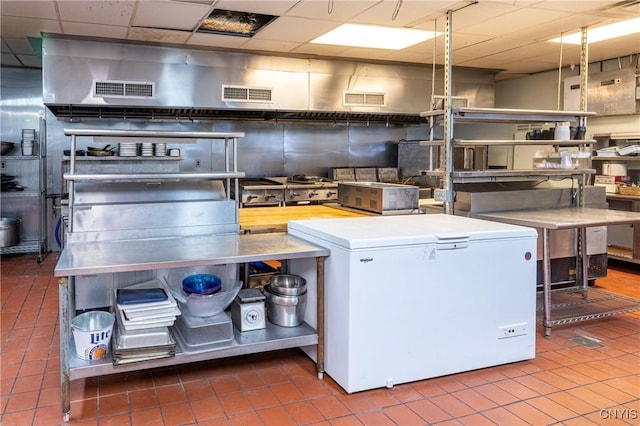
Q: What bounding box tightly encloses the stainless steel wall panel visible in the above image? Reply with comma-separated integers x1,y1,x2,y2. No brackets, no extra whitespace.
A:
283,125,349,178
348,126,406,168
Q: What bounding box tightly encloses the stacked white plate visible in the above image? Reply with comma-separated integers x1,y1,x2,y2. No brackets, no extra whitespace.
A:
119,142,138,157
141,142,154,157
154,143,166,157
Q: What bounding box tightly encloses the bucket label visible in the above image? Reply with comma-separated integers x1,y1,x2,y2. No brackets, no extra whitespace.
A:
86,344,108,360
90,330,111,344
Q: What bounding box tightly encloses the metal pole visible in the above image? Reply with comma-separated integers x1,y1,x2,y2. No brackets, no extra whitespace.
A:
443,10,454,214
316,256,326,379
58,277,71,421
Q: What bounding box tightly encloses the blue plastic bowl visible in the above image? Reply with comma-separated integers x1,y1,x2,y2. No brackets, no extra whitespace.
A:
182,274,222,295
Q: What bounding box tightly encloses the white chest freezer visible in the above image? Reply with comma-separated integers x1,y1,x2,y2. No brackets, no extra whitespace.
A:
287,214,538,394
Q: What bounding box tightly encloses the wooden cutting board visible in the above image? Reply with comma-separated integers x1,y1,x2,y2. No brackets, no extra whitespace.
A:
239,204,371,233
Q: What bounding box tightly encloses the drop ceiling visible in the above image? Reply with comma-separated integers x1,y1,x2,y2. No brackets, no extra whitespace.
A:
1,0,639,80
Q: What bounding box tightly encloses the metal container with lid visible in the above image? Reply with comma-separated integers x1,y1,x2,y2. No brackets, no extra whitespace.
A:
0,217,21,247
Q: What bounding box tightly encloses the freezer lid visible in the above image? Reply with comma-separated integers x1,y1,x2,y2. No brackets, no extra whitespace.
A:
287,214,536,250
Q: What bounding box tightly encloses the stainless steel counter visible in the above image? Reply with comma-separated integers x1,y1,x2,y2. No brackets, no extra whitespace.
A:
55,233,329,276
472,207,640,336
55,232,329,421
471,207,640,230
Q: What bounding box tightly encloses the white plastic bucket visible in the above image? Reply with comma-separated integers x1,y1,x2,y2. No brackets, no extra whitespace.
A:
71,311,115,360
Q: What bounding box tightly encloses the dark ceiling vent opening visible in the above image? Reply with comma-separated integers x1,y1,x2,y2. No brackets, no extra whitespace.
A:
45,105,424,125
222,85,273,103
94,80,155,99
343,91,386,107
197,9,278,37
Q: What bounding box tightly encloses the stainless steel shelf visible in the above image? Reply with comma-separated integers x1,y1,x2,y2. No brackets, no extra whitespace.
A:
64,129,245,139
69,321,318,380
420,108,596,123
0,238,45,256
64,171,246,181
65,156,183,161
1,191,42,198
55,233,329,276
592,156,640,161
0,155,41,160
454,139,595,146
422,168,595,183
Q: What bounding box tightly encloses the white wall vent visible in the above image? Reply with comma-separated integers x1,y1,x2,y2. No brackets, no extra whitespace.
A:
93,80,155,99
222,85,273,103
343,91,386,107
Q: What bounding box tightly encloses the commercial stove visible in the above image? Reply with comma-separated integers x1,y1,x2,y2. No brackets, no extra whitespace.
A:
236,179,285,207
237,176,338,207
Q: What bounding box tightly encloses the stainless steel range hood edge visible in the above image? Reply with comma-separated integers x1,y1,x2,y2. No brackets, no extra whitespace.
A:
43,37,495,124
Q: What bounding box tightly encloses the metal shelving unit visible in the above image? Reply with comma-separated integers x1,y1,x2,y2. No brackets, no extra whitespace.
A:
55,129,329,422
1,120,47,261
419,107,597,195
591,132,640,263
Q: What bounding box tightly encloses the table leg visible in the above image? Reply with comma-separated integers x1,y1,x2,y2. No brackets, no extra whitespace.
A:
316,256,326,379
543,228,552,337
58,277,71,421
580,227,589,298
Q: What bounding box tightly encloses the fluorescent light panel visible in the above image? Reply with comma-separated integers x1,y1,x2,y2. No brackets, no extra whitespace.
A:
311,24,441,50
549,17,640,44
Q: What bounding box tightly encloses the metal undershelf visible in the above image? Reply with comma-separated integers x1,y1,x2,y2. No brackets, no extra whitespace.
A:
536,288,640,327
69,321,318,380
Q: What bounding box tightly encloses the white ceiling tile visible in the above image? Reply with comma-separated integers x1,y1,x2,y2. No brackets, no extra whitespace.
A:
0,16,61,38
0,0,58,19
240,38,301,54
252,16,338,43
186,32,250,49
285,0,381,22
453,37,532,57
378,50,435,64
61,22,129,39
1,53,22,66
448,1,520,30
497,59,564,74
128,27,192,44
3,38,37,55
17,54,42,68
336,46,393,60
288,43,352,57
57,0,135,26
1,39,11,53
213,0,299,15
132,0,211,31
531,0,625,14
348,0,453,27
175,0,217,4
461,7,571,37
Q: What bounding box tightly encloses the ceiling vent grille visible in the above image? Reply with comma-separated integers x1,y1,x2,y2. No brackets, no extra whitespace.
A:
343,91,386,107
93,80,155,99
222,85,273,103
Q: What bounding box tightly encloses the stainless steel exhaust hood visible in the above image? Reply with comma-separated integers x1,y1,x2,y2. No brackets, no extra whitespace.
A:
42,37,494,124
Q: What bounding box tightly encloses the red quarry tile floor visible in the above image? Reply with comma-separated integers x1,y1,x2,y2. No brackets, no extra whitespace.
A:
1,254,638,425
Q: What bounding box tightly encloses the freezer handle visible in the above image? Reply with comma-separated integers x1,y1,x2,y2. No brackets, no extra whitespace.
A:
434,234,469,250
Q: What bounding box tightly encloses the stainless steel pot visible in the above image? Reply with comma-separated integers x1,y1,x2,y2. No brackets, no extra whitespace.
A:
0,217,21,247
269,274,306,296
264,284,307,327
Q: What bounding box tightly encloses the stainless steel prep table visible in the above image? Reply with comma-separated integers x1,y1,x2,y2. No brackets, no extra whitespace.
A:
55,232,329,421
471,207,640,336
